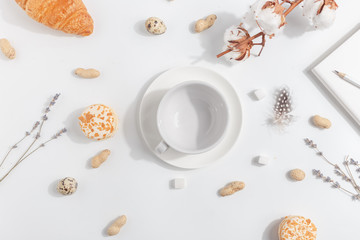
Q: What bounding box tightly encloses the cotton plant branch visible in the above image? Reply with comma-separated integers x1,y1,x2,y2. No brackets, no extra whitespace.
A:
217,0,338,62
216,31,265,60
283,0,303,16
305,138,360,200
0,94,66,183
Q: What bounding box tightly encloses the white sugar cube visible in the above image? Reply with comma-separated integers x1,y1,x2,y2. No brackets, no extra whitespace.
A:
253,89,266,100
257,155,270,165
173,178,186,189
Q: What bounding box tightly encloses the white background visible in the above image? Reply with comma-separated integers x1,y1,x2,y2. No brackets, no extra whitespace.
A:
0,0,360,239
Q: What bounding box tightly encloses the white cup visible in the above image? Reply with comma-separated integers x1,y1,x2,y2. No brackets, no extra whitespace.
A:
156,81,229,154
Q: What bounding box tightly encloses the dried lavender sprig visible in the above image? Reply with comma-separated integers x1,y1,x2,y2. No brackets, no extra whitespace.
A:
304,138,346,171
352,194,360,201
39,93,60,129
343,156,360,194
19,128,67,163
350,158,359,166
0,128,67,183
348,158,360,175
306,138,360,200
0,121,41,169
313,169,358,198
334,168,351,182
0,93,62,182
19,93,60,146
1,93,60,167
305,139,355,181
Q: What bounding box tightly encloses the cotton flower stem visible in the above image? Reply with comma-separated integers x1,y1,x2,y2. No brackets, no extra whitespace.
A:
284,0,304,17
217,49,232,58
253,33,266,56
217,32,264,58
281,0,293,5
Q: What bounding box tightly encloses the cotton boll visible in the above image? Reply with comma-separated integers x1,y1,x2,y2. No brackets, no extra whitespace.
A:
313,5,337,29
303,0,338,29
242,10,258,32
250,0,286,36
222,45,248,62
255,7,284,35
303,0,323,20
251,0,273,16
223,25,251,62
223,25,247,44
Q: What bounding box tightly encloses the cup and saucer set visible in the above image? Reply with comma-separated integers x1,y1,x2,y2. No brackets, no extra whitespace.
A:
138,66,242,169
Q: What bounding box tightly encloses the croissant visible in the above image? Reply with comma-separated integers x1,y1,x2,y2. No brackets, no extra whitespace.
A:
15,0,94,36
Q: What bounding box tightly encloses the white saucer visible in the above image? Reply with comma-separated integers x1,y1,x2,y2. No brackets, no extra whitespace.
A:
138,66,242,169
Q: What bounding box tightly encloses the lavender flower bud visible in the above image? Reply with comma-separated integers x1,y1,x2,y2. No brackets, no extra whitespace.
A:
350,158,358,165
53,93,60,100
32,121,40,131
352,194,360,201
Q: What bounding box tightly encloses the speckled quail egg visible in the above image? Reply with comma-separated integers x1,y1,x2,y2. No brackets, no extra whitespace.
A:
57,177,78,195
145,17,166,35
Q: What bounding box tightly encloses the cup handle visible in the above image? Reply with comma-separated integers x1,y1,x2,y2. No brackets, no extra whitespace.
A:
155,141,169,154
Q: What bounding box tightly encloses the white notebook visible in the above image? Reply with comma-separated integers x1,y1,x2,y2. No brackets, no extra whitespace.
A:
312,27,360,125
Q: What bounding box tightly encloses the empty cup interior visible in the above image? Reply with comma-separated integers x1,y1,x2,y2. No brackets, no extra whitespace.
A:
157,82,228,154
